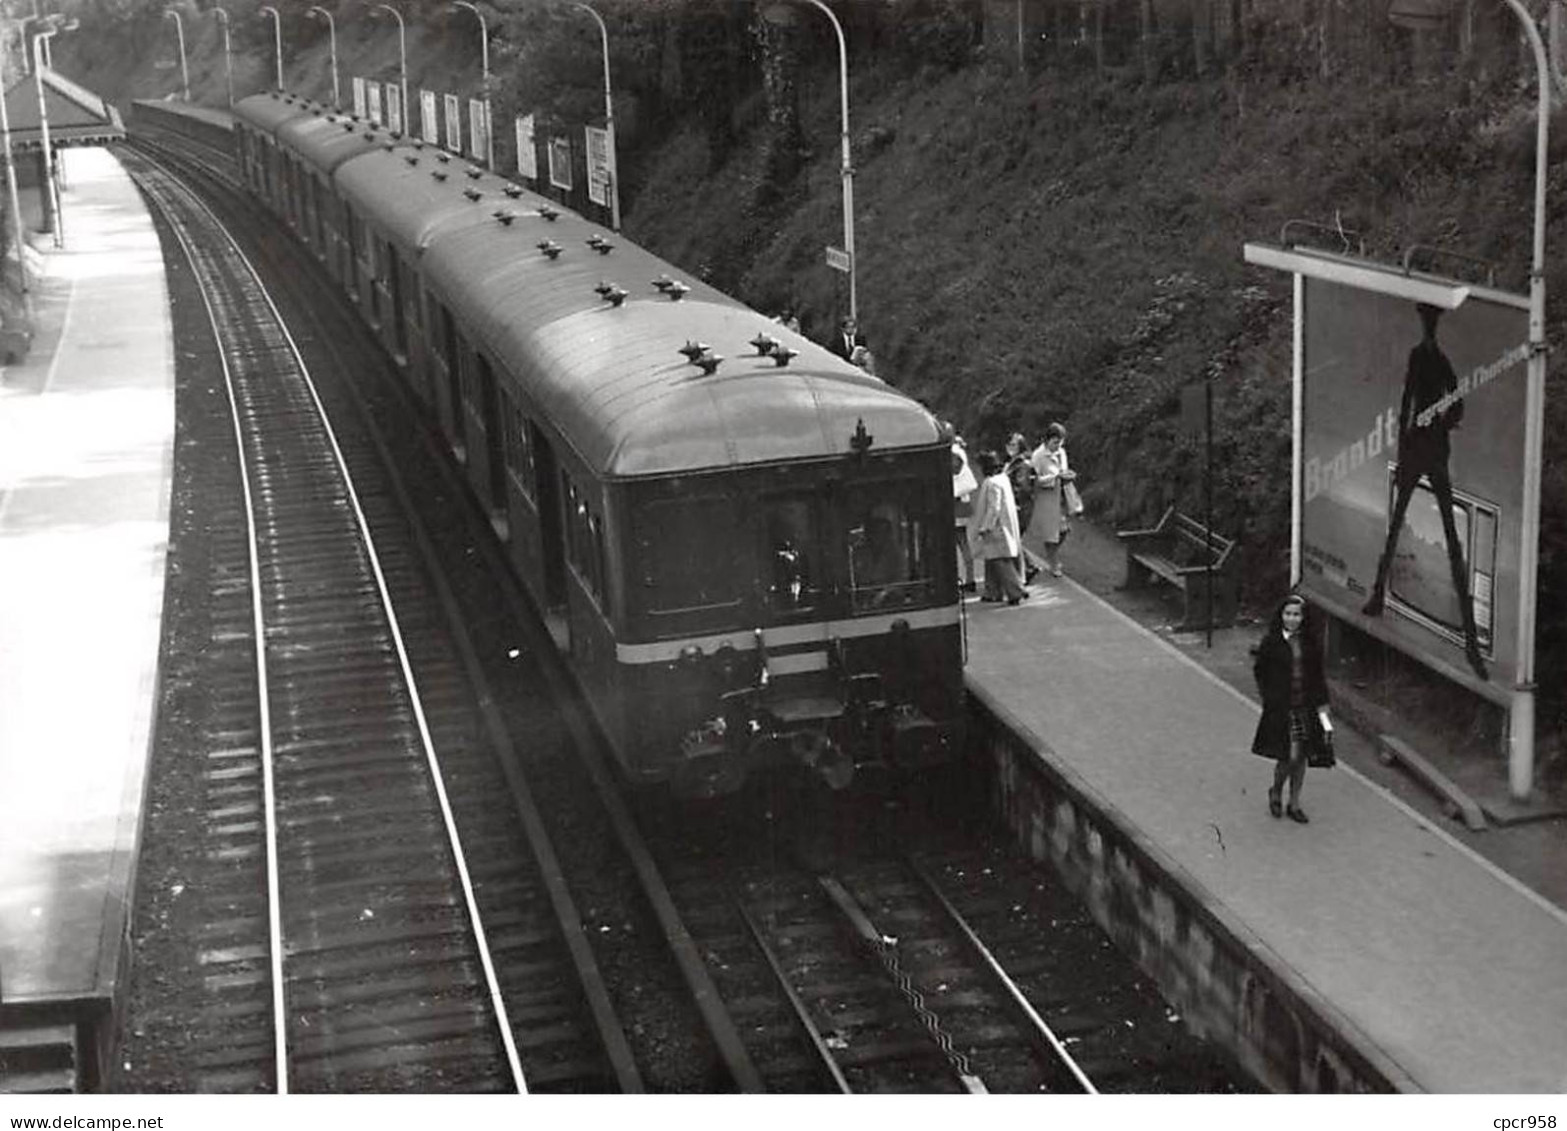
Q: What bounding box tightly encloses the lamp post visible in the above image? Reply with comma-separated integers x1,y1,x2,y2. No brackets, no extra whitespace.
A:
1492,0,1550,801
450,0,492,167
569,2,619,231
259,5,282,90
373,4,408,137
213,6,233,108
307,6,339,110
164,9,189,102
31,17,73,249
764,0,855,323
0,43,30,303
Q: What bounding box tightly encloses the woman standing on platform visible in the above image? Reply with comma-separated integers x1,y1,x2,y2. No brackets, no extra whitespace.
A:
1027,423,1077,578
1251,594,1334,824
970,450,1028,605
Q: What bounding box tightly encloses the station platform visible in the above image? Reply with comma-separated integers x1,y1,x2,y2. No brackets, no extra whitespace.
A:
0,148,173,1022
962,566,1567,1093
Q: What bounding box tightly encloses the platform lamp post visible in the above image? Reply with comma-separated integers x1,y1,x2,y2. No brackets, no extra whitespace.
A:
164,9,189,102
212,7,234,108
763,0,855,324
307,6,339,110
372,4,408,137
0,43,31,304
449,1,492,167
31,15,74,250
1488,0,1550,801
569,2,619,231
259,5,282,91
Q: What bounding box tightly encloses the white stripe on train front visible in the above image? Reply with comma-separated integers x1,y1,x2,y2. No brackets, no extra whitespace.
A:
614,604,961,666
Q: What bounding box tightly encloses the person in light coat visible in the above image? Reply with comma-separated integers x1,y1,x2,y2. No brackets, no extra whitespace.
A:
969,450,1028,605
1028,422,1077,578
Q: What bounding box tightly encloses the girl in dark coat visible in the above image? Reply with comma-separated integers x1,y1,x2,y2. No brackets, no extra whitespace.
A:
1251,594,1333,823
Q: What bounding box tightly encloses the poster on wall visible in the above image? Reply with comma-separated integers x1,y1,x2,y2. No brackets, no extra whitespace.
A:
1298,273,1529,694
421,90,439,144
443,93,462,153
352,77,366,119
386,86,403,135
548,136,572,190
366,81,383,126
469,98,489,162
515,114,537,180
585,126,610,206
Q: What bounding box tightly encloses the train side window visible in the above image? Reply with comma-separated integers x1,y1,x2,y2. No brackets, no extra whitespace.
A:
639,497,739,614
501,398,535,502
561,474,610,614
845,487,935,613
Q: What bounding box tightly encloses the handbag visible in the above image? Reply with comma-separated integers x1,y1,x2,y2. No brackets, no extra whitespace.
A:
1307,715,1336,768
1063,480,1085,516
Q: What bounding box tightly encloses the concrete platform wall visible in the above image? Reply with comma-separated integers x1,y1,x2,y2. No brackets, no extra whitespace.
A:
968,688,1408,1094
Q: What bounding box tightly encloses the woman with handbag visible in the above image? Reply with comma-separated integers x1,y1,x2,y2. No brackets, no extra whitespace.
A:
1251,594,1334,824
1027,422,1079,578
970,450,1028,605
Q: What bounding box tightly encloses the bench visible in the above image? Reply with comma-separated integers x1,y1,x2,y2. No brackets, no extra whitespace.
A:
1116,507,1238,631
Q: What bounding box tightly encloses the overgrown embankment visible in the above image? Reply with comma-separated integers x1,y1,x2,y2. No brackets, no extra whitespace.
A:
626,58,1567,723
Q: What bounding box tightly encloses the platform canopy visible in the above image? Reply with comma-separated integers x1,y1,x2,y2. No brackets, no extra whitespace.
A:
2,69,123,150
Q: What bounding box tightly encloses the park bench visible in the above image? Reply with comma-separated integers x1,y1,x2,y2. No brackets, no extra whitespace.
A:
1116,507,1239,631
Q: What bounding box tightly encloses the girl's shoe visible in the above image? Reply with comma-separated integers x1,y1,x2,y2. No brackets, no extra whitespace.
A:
1268,789,1283,819
1286,804,1309,824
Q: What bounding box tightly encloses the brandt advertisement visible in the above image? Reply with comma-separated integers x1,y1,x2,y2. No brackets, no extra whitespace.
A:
1300,276,1529,694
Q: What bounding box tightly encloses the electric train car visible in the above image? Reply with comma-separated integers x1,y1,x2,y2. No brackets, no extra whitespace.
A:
230,91,965,797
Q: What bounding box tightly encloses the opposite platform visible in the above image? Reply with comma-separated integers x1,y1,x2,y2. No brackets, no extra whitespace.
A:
0,147,174,1008
962,575,1567,1092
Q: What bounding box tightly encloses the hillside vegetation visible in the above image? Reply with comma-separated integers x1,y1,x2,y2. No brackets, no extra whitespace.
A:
48,0,1567,734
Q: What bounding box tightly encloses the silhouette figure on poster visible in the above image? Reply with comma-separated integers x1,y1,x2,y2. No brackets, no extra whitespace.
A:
1361,302,1487,680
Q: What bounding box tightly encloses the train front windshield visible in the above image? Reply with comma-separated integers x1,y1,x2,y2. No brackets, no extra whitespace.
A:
845,486,938,613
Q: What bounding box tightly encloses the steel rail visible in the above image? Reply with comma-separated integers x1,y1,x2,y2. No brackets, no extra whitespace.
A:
908,855,1098,1094
736,900,854,1093
152,156,290,1095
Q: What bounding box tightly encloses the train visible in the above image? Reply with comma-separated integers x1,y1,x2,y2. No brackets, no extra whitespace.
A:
133,93,966,798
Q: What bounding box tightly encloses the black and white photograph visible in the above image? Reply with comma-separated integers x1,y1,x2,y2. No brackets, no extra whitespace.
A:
0,0,1564,1120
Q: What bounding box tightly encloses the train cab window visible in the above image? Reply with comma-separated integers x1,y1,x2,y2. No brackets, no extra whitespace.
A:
762,496,821,615
639,497,739,615
846,488,935,613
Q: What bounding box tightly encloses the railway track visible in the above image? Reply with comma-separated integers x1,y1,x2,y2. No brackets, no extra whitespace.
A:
120,147,635,1093
119,128,1257,1094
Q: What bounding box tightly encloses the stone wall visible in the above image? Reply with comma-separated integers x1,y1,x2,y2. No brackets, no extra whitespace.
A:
969,686,1418,1093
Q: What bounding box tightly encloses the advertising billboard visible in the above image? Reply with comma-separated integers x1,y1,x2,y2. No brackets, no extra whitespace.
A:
421,89,439,144
1299,274,1529,696
585,126,610,206
515,114,537,180
548,136,572,190
469,98,489,162
444,94,462,153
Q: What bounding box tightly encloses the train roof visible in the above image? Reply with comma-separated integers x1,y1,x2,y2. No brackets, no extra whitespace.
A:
279,111,398,176
260,92,941,479
418,207,940,477
333,144,535,258
233,91,318,135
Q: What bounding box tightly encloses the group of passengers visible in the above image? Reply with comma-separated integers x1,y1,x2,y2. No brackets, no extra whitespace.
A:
952,424,1081,606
